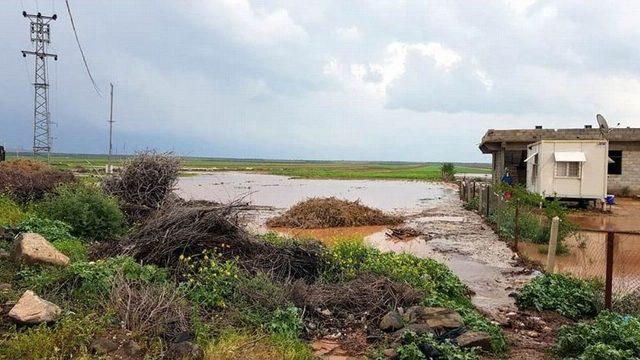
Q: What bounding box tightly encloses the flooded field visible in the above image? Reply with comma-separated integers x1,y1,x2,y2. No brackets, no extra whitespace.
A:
177,172,455,214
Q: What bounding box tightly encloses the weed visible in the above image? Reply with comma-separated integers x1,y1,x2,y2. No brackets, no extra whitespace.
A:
0,313,110,359
441,163,456,182
178,250,239,308
52,237,88,262
268,307,303,338
15,215,75,243
516,274,601,318
555,311,640,359
0,195,24,227
463,196,479,211
204,330,314,360
35,184,126,241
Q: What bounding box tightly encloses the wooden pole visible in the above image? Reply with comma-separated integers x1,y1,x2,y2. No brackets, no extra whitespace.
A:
486,185,491,217
546,216,560,273
514,203,520,249
605,231,615,309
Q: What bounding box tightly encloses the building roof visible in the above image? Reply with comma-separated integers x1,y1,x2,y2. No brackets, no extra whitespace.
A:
479,128,640,153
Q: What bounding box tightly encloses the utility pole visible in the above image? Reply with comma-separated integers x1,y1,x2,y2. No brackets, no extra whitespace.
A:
107,83,114,173
21,11,58,159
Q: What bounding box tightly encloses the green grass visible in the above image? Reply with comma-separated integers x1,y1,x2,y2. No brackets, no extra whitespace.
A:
7,153,490,181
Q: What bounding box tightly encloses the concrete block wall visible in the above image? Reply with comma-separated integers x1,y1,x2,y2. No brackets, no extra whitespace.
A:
608,150,640,195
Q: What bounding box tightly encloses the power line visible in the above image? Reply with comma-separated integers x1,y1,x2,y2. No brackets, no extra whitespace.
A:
64,0,101,96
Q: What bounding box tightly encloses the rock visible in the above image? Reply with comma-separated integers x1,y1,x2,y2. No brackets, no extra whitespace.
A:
0,283,11,292
525,330,539,338
12,233,69,266
0,249,10,260
169,341,204,360
319,309,332,317
380,311,403,331
8,290,61,324
382,348,398,358
456,331,492,351
405,306,464,331
91,337,119,355
392,323,434,338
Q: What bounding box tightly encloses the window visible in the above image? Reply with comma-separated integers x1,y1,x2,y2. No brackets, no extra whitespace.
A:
556,161,581,178
608,150,622,175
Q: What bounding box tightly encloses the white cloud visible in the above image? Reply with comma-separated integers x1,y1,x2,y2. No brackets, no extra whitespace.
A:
199,0,308,45
336,26,360,40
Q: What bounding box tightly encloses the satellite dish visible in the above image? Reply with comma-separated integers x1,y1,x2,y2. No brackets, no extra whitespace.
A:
597,114,609,131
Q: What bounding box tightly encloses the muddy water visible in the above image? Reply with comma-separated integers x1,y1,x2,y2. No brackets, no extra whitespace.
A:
177,172,454,213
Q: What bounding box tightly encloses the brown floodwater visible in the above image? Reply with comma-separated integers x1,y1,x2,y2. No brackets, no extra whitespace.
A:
177,172,455,213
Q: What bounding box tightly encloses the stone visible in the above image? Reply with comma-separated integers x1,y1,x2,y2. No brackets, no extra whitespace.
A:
456,331,492,351
91,337,119,354
8,290,61,324
379,310,403,331
0,249,10,260
12,233,69,266
525,330,539,338
319,309,332,316
169,341,204,360
0,283,11,291
392,323,434,338
405,306,464,331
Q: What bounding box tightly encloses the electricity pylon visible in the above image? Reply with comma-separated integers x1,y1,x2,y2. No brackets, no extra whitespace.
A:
21,11,58,158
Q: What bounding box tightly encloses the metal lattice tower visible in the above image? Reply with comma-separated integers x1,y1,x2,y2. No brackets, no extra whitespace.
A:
21,11,58,157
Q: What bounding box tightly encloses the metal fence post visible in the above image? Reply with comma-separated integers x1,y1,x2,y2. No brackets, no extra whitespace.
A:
485,185,491,217
514,203,520,249
605,231,615,310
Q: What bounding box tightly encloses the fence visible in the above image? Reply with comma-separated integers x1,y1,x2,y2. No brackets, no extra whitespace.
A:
459,178,640,311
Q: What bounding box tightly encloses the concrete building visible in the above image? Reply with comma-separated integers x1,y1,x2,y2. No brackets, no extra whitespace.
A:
479,127,640,194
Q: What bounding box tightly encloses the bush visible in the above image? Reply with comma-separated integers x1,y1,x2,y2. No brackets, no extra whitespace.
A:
0,159,75,204
178,250,239,308
440,163,455,181
516,274,600,318
102,151,181,221
555,311,640,359
0,196,24,227
17,256,167,302
35,185,126,241
109,275,190,339
324,241,506,353
268,307,303,338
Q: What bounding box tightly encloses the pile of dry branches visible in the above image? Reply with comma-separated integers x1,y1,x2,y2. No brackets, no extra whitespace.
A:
120,202,328,280
0,159,75,204
266,197,403,228
291,274,422,326
102,151,181,221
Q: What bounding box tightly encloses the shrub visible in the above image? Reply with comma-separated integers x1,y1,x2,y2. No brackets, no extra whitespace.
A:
178,250,239,308
324,241,506,353
0,313,109,359
516,274,600,318
102,151,181,221
555,311,640,359
17,256,167,302
35,184,125,241
0,196,24,227
109,275,190,339
0,159,75,204
396,331,477,360
440,163,455,181
268,307,303,338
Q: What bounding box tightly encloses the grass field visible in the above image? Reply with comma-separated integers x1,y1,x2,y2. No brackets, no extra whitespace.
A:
5,153,491,181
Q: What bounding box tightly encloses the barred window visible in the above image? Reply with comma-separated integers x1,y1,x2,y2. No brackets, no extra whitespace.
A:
556,161,581,178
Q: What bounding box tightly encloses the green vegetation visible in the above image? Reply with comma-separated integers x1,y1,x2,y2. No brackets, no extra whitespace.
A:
325,240,506,353
204,329,314,360
15,216,88,261
440,162,456,181
0,195,24,226
178,250,240,308
555,311,640,359
0,313,111,359
35,185,125,241
516,274,601,318
8,153,490,181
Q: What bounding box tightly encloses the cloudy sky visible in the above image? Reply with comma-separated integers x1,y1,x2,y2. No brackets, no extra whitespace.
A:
1,0,639,162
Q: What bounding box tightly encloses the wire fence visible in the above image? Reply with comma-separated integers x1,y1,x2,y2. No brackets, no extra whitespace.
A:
459,179,640,311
